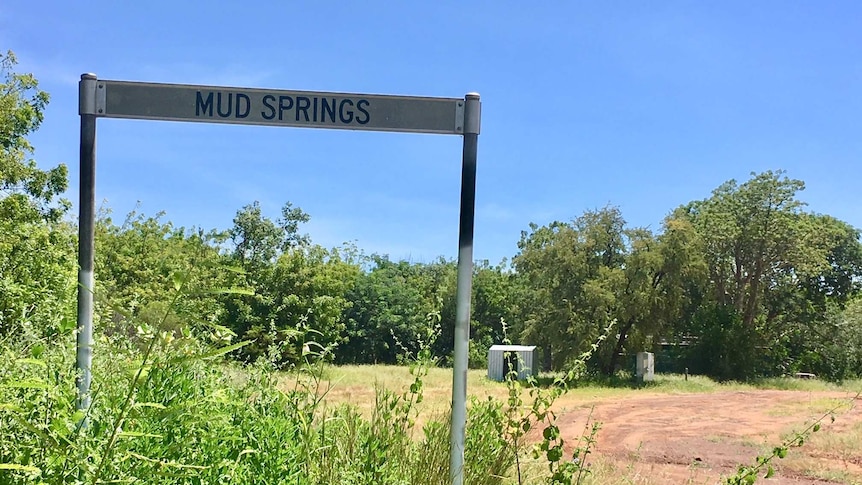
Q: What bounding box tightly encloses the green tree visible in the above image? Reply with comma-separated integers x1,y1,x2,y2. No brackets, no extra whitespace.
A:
0,216,76,339
250,244,357,361
774,215,862,380
514,206,689,374
678,171,813,328
221,201,356,365
228,201,309,269
673,171,862,379
340,256,437,364
0,51,76,339
464,260,522,369
0,51,67,223
94,208,227,337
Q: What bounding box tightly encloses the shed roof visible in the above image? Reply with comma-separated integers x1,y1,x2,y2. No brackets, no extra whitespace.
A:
489,345,537,351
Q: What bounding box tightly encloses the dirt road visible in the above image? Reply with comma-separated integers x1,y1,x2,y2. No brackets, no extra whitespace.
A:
551,390,861,484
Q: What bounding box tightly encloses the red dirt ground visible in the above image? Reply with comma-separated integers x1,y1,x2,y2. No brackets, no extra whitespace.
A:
549,390,862,484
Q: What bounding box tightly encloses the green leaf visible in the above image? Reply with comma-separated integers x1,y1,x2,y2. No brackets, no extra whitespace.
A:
118,431,164,439
70,410,85,423
197,287,255,296
15,358,46,367
168,340,252,362
0,403,24,412
2,379,49,389
171,271,184,291
30,343,45,359
0,463,41,473
764,465,774,478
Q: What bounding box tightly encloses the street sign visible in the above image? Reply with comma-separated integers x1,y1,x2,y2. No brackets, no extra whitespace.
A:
77,73,480,485
93,80,466,135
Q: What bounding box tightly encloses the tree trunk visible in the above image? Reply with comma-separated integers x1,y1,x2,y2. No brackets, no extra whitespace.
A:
743,259,764,327
605,319,635,376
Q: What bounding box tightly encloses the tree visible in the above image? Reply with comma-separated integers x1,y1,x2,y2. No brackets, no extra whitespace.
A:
228,201,308,269
673,171,862,379
340,256,432,364
94,208,227,337
0,51,67,223
221,201,356,365
514,206,688,374
0,51,76,339
677,171,817,328
0,215,76,339
245,244,357,363
464,260,520,368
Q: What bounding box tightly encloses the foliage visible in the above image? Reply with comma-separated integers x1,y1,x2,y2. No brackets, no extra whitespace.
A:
0,279,519,485
513,206,696,375
511,171,861,381
0,50,68,223
464,261,521,369
0,216,77,340
228,200,310,268
681,304,762,381
797,298,862,381
220,201,358,365
0,51,76,342
340,256,440,364
496,320,614,484
672,170,862,380
94,208,228,338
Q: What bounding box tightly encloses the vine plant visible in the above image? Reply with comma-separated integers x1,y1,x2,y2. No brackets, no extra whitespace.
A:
501,319,616,485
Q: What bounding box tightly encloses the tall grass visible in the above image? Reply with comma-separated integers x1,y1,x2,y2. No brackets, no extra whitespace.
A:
0,284,517,484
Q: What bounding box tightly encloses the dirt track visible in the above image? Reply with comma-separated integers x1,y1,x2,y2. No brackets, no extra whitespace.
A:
551,390,862,484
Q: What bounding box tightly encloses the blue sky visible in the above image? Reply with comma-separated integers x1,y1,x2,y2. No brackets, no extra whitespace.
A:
2,2,861,264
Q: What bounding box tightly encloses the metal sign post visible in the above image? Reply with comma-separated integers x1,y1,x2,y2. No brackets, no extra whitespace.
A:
75,76,480,484
75,74,97,413
449,93,480,485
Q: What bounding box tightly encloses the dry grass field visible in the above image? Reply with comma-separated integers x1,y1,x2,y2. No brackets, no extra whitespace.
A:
280,366,862,484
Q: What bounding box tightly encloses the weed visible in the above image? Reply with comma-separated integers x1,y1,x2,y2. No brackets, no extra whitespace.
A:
722,393,859,484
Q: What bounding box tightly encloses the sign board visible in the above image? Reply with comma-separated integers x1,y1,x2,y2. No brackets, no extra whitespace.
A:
78,73,480,485
94,80,466,135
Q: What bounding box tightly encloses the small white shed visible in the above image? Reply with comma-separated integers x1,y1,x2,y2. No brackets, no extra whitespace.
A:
487,345,537,381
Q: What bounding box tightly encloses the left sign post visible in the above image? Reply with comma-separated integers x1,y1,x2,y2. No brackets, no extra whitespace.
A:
75,74,97,417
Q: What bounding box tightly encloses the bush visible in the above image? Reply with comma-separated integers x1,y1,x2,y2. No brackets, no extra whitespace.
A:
682,304,765,381
0,330,517,484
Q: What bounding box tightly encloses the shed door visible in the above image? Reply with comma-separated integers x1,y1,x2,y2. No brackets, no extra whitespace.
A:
504,351,519,380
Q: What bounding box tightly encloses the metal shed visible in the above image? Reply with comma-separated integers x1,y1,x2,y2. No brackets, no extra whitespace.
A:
487,345,537,381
